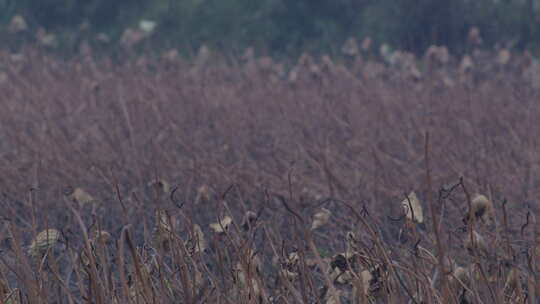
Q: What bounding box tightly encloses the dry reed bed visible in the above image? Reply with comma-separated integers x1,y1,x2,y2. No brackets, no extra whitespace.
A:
0,48,538,303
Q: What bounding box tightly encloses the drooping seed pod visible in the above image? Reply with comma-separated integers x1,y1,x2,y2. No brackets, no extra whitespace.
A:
195,185,211,204
0,277,10,300
153,210,174,251
451,265,474,304
155,210,172,232
330,267,353,285
401,191,423,223
67,187,97,206
279,269,298,281
356,264,386,299
241,211,258,231
359,269,373,296
235,257,261,299
278,251,300,281
503,268,524,302
450,266,470,288
329,253,356,285
91,230,112,245
464,194,494,226
325,288,342,304
345,231,358,258
185,224,207,255
311,208,331,230
209,216,232,233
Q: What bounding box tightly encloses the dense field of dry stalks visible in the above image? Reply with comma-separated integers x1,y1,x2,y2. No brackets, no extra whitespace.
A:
0,46,539,303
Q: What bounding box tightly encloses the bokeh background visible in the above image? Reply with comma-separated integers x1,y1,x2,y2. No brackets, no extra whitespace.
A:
1,0,539,56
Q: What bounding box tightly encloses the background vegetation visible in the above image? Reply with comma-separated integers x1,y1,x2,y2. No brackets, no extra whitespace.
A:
1,0,540,56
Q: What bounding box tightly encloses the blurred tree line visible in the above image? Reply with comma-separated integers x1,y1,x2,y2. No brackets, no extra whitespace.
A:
0,0,539,55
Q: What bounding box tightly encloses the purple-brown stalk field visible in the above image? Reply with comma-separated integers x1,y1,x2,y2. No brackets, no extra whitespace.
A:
0,46,539,303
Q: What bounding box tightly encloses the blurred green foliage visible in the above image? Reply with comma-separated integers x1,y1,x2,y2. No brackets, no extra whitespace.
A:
1,0,539,55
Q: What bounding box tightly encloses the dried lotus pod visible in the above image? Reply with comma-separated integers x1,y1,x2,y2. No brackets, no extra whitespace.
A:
330,254,349,273
497,49,511,66
29,229,61,258
279,269,298,281
286,251,299,266
241,211,258,231
66,187,97,206
8,15,27,34
342,37,359,56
